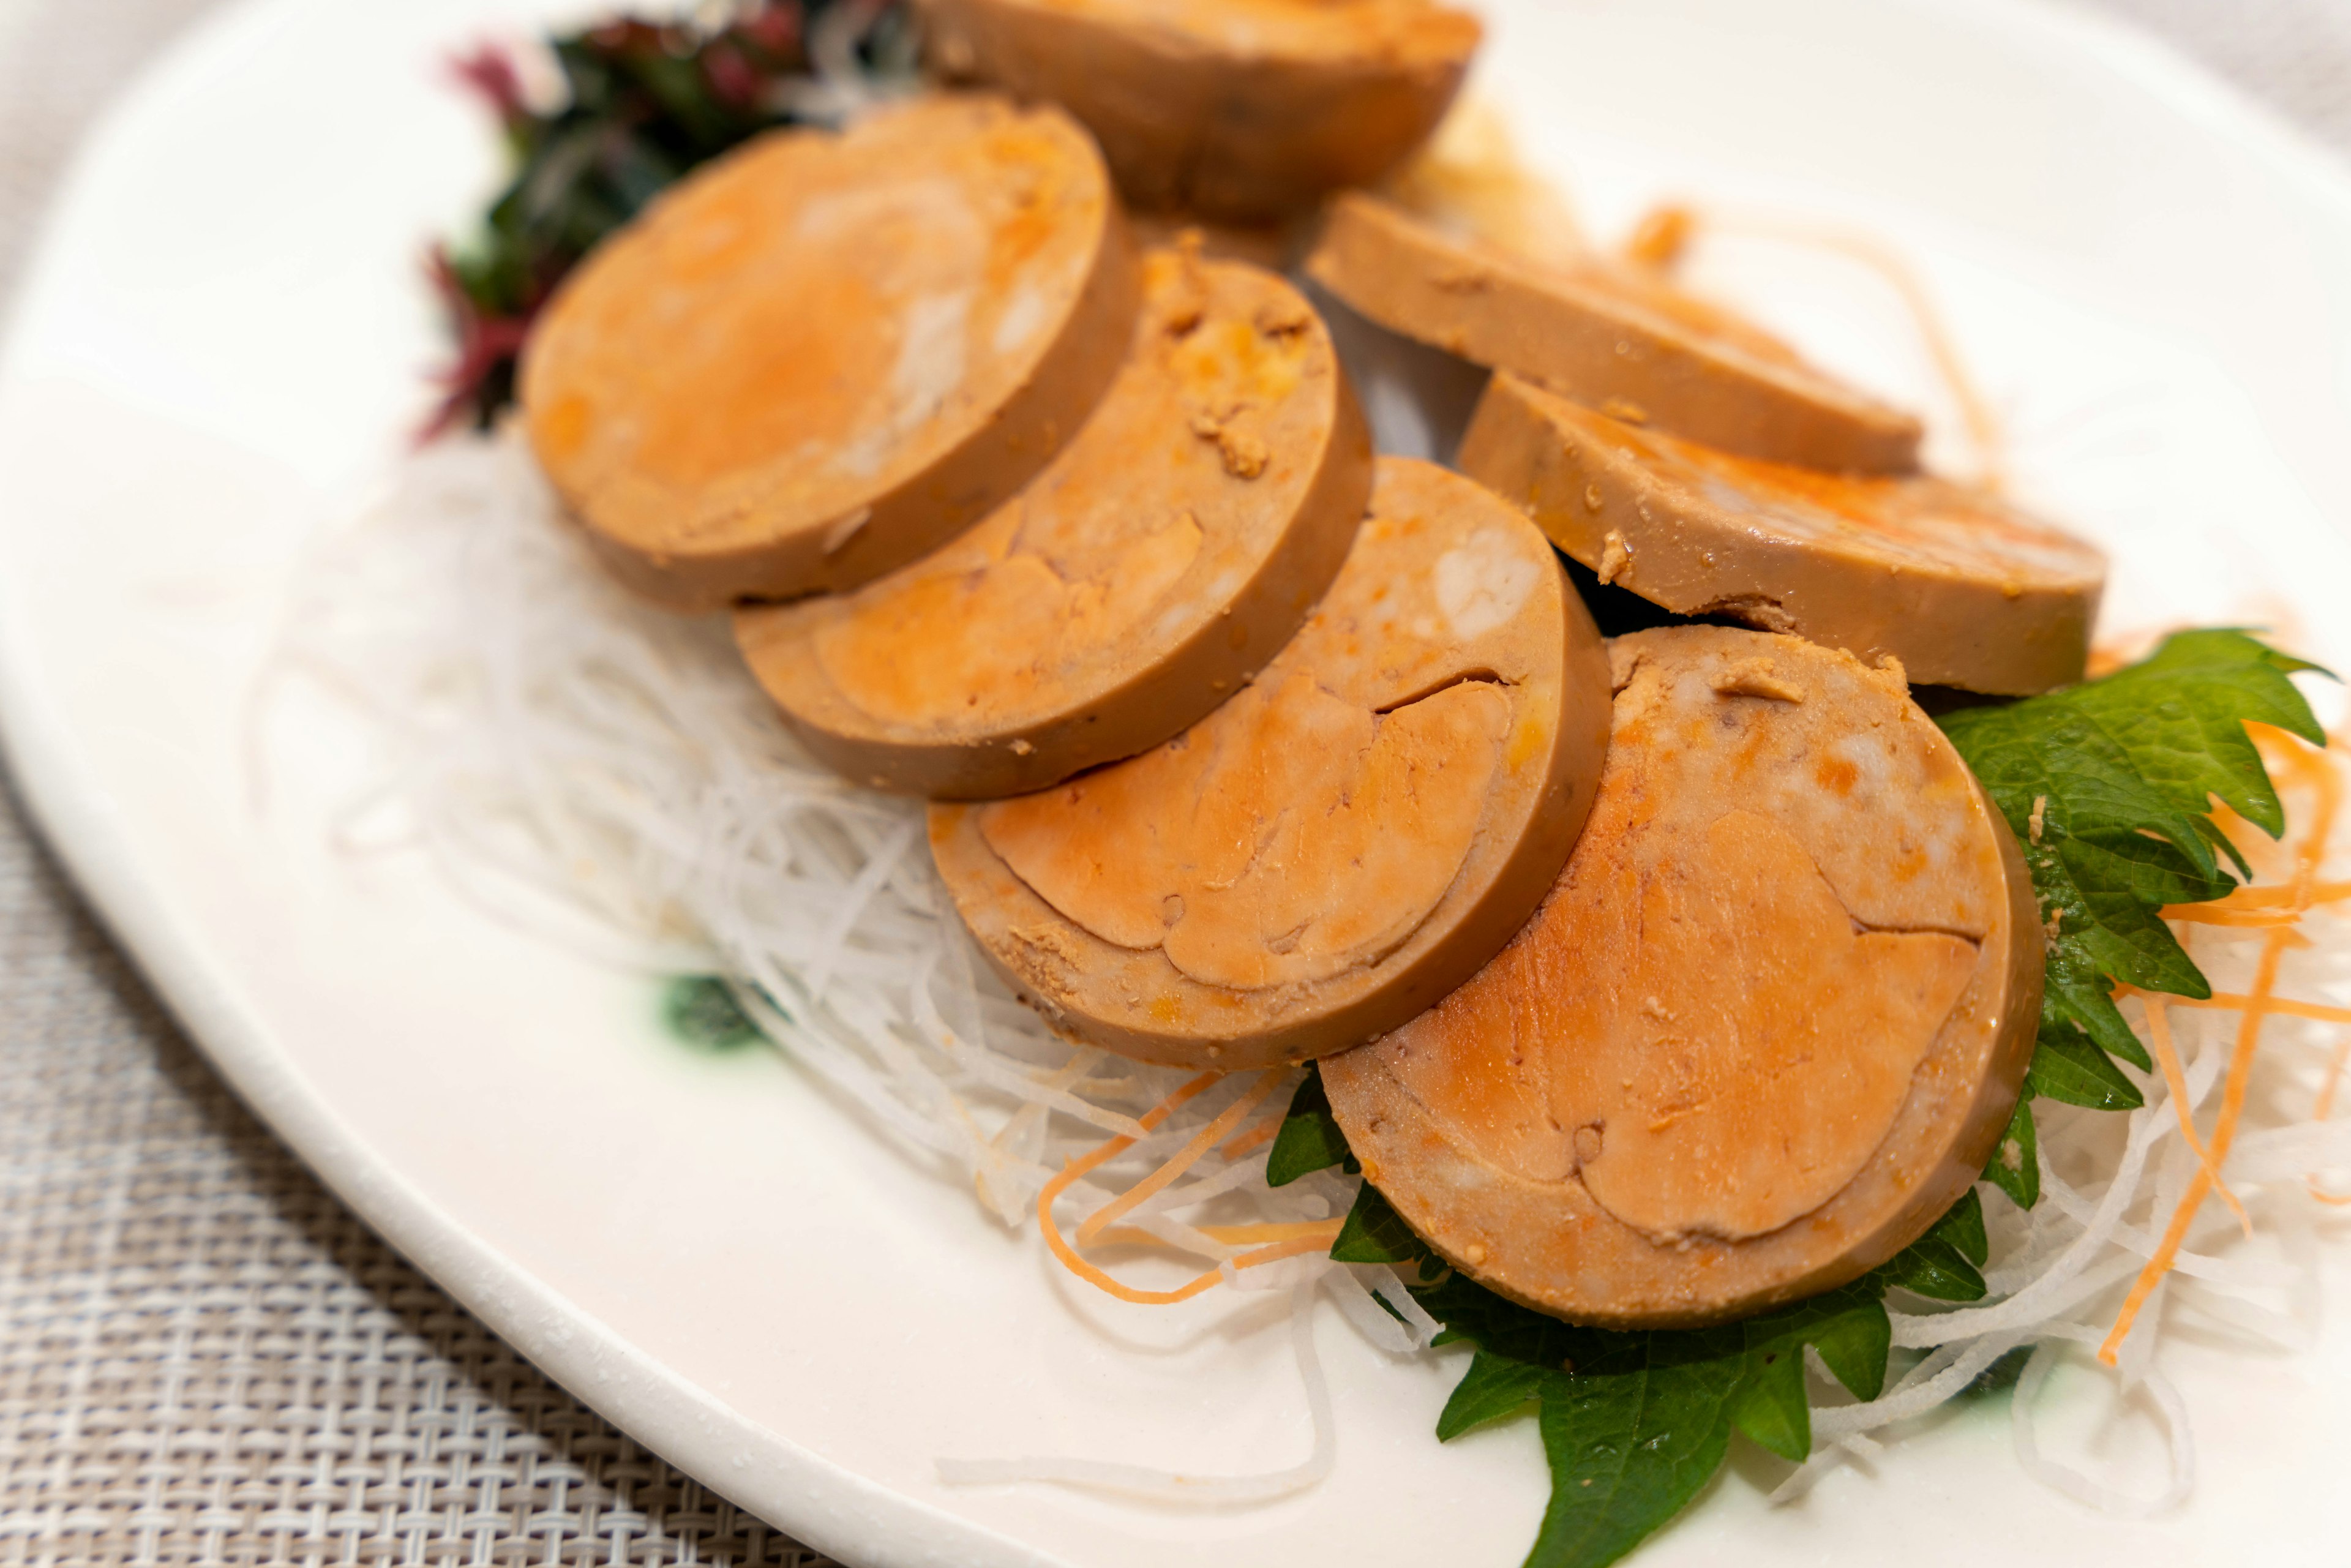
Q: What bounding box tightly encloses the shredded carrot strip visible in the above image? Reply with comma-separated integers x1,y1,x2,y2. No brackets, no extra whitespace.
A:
2312,1034,2351,1200
1076,1072,1282,1247
1090,1220,1347,1251
2170,879,2351,915
2163,903,2339,928
1037,1072,1347,1305
1037,1073,1220,1304
1218,1232,1347,1275
2319,1034,2351,1123
1219,1119,1280,1161
2102,725,2344,1364
1627,203,2004,487
2101,931,2290,1364
1199,1221,1338,1245
2143,1000,2249,1236
1622,203,1695,271
2154,989,2343,1025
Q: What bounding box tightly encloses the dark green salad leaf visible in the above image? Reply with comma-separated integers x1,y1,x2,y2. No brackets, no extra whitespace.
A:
1261,631,2325,1568
429,0,915,435
1266,1066,1355,1186
1869,1187,1988,1303
1982,1095,2039,1210
1318,1179,1901,1567
660,974,764,1052
1938,629,2325,1182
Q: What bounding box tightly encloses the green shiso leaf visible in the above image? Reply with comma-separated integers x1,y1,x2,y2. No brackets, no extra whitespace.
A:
1331,1177,1431,1265
1723,1281,1891,1461
1266,1065,1356,1186
1938,1187,1990,1266
1526,1335,1744,1568
660,974,763,1052
1262,632,2320,1567
1938,629,2325,1189
1437,1351,1553,1441
1872,1189,1990,1302
1314,629,2322,1566
2024,1018,2145,1109
1983,1095,2040,1210
1332,1176,1953,1567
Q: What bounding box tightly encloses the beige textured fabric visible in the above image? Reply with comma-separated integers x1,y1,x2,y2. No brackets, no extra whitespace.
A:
0,1,2344,1565
0,6,830,1564
0,870,828,1567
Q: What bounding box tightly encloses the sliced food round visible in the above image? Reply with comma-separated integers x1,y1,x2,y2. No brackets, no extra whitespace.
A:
930,457,1610,1069
734,247,1373,799
520,93,1138,611
1322,626,2041,1329
1303,191,1922,474
923,0,1480,221
1458,372,2107,694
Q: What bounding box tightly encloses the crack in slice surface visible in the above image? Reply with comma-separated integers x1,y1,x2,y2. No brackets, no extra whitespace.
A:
981,669,1509,989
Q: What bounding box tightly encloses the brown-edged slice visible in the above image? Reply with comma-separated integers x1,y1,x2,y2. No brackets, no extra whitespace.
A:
1322,626,2041,1329
1459,372,2107,694
930,457,1610,1069
520,93,1138,611
1303,191,1922,474
922,0,1480,222
734,247,1372,799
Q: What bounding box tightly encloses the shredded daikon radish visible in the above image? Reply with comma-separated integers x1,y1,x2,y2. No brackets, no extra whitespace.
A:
1777,734,2351,1515
2012,1333,2195,1518
278,429,2351,1526
269,439,1360,1499
936,1281,1336,1504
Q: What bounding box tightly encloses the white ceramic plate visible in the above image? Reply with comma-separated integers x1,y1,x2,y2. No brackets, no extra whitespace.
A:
4,2,2350,1564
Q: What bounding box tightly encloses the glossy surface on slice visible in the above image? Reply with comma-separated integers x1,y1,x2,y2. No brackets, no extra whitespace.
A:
1459,372,2106,692
734,248,1371,798
1305,191,1922,473
1322,626,2041,1327
923,0,1480,220
521,93,1137,610
930,457,1609,1068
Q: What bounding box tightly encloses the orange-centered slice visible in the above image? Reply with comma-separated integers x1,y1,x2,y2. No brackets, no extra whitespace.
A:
1322,626,2041,1328
1458,372,2107,693
734,246,1373,798
922,0,1481,220
1305,191,1922,474
930,457,1611,1069
520,93,1138,610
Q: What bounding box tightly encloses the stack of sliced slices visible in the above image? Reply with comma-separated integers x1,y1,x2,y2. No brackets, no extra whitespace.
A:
512,9,2111,1332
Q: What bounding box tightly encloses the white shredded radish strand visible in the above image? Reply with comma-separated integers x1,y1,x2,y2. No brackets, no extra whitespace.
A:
1787,730,2350,1517
936,1281,1335,1504
2012,1335,2195,1518
277,431,2351,1526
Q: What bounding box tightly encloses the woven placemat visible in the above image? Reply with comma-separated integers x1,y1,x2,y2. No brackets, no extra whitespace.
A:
2,1,2347,1565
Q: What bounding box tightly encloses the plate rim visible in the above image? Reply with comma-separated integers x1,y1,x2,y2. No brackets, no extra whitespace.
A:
1,1,2347,1565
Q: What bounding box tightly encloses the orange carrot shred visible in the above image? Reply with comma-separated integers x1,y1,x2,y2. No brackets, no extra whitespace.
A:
2102,928,2290,1365
2143,1000,2250,1237
2318,1034,2351,1123
1037,1071,1347,1306
1036,1073,1218,1304
1635,206,2004,488
1076,1071,1281,1248
1090,1221,1346,1251
1219,1119,1280,1162
2101,722,2342,1365
2154,990,2345,1025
